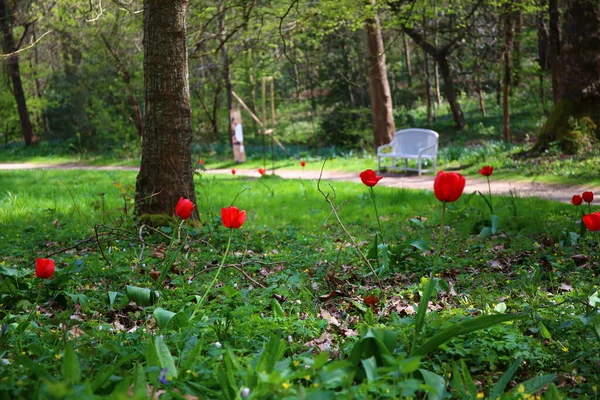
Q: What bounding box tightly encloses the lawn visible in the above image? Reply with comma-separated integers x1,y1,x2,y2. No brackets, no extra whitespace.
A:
1,167,599,399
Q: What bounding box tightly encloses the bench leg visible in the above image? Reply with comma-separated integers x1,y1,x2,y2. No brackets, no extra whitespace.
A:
418,158,422,176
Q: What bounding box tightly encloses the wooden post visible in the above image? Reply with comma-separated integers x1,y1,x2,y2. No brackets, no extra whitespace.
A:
230,108,246,162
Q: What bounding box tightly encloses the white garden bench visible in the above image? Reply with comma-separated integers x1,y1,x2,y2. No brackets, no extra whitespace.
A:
377,128,439,176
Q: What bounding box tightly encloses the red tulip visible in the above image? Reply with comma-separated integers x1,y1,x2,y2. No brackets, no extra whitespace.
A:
198,159,205,165
300,161,306,167
572,195,583,206
433,171,466,202
175,197,195,220
35,258,55,279
583,191,594,203
231,169,236,175
221,206,247,229
478,166,494,176
583,212,600,231
258,168,266,175
359,169,383,187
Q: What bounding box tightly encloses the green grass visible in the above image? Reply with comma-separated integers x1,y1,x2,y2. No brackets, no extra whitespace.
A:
1,169,599,398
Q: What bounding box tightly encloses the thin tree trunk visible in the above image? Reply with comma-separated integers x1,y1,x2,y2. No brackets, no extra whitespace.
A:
437,55,466,130
365,2,395,146
433,1,441,106
424,51,433,124
512,0,522,87
135,0,196,216
0,0,34,146
474,37,486,118
549,0,561,104
403,33,412,87
503,3,514,143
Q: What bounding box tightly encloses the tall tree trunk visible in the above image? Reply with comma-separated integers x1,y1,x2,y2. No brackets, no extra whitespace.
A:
535,0,600,153
424,51,433,124
474,37,486,118
437,54,466,130
403,33,412,87
503,3,514,143
135,0,196,216
365,2,395,146
0,0,34,146
549,0,561,104
512,0,522,87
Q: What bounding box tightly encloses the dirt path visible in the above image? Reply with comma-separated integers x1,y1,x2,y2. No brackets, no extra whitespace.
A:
0,162,588,203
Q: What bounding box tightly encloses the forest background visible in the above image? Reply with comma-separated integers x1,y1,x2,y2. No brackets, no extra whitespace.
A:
2,0,599,165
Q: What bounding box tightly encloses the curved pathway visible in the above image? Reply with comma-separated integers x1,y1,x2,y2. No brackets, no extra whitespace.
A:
0,162,588,203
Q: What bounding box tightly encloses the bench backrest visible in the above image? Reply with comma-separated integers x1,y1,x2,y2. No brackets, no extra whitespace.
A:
392,129,439,157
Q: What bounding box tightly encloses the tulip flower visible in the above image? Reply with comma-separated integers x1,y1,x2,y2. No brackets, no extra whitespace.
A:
198,205,248,310
478,166,494,176
175,197,195,220
300,161,306,167
572,195,583,206
433,171,466,203
231,169,236,175
583,191,594,203
221,206,247,229
359,169,383,187
583,212,600,231
35,258,55,279
258,168,266,175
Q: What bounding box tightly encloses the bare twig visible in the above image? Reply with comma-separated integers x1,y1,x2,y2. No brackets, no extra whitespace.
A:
316,160,382,289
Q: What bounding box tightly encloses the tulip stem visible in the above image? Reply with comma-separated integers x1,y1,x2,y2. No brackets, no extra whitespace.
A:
197,229,233,309
369,187,384,243
486,176,493,214
411,202,446,352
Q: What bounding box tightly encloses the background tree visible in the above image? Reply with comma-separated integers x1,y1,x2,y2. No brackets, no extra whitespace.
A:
0,0,34,145
534,0,600,153
135,0,196,217
365,0,395,146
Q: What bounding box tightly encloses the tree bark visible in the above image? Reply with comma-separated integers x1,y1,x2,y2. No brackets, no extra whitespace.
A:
437,54,465,130
135,0,196,216
0,0,34,146
548,0,561,104
403,33,412,87
534,0,600,153
365,3,395,147
512,0,522,87
503,3,514,143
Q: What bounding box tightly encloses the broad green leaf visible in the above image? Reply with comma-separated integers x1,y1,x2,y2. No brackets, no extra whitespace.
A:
412,313,527,357
126,285,158,307
451,363,468,398
413,275,436,348
132,362,146,400
180,337,203,371
255,335,285,374
361,356,378,382
419,369,447,400
589,291,600,307
490,357,522,399
107,291,119,308
539,322,552,340
154,335,178,378
491,215,499,234
543,383,561,400
271,298,284,318
460,359,478,398
153,307,176,331
62,342,81,385
516,374,556,394
494,302,507,313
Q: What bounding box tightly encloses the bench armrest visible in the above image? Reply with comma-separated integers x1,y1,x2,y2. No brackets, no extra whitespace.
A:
377,142,394,155
417,143,437,156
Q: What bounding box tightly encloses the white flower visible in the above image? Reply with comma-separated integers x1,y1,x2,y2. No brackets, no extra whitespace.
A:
215,341,222,348
241,387,250,398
